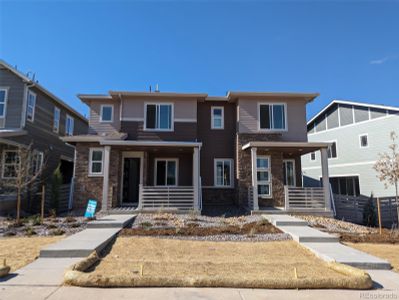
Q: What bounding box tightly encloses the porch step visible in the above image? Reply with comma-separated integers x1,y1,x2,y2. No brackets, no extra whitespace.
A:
263,214,308,227
277,225,340,243
87,214,136,228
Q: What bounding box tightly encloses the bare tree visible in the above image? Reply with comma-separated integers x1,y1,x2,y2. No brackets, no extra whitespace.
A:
0,144,47,224
373,131,399,225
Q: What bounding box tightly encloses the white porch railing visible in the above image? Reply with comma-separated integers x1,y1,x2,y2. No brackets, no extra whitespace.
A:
284,186,327,211
138,185,195,211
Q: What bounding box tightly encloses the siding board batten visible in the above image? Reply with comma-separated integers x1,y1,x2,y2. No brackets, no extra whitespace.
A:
102,146,111,211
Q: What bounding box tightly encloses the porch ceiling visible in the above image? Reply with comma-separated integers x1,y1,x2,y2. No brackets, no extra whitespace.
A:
242,141,331,155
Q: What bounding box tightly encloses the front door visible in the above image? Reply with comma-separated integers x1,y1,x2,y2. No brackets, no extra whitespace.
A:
283,159,296,187
122,157,141,204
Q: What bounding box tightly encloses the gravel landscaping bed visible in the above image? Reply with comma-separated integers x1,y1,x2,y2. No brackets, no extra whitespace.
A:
122,213,289,241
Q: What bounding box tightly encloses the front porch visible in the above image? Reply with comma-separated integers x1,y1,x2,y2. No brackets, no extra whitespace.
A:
242,141,332,215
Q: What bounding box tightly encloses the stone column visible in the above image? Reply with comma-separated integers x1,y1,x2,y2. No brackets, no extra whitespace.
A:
251,147,259,211
102,146,111,211
193,147,200,211
320,147,331,211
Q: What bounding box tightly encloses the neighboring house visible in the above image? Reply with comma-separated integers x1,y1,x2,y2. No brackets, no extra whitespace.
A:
0,60,88,214
63,90,332,214
302,100,399,199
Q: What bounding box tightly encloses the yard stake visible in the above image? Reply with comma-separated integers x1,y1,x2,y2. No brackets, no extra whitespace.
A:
140,264,143,277
41,185,45,224
377,198,382,235
294,267,298,279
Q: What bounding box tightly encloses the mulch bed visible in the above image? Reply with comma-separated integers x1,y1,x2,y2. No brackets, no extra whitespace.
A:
339,229,399,244
121,221,281,237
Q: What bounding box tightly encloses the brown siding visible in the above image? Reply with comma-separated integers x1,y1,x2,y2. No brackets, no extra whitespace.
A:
88,101,121,134
121,121,197,141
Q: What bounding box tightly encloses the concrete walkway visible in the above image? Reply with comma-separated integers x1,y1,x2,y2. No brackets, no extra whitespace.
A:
264,214,392,270
0,214,136,300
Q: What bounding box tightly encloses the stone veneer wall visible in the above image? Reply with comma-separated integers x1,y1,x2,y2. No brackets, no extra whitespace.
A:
236,133,285,208
201,188,237,207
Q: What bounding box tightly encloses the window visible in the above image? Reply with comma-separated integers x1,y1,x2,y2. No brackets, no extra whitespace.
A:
100,105,113,122
359,134,368,148
66,115,74,136
327,142,337,159
257,156,271,197
26,90,36,122
155,159,178,186
2,150,20,179
145,103,173,131
310,152,316,161
53,107,60,133
89,148,104,175
259,103,286,130
211,107,224,129
31,152,44,175
283,160,296,187
0,88,8,119
214,159,233,187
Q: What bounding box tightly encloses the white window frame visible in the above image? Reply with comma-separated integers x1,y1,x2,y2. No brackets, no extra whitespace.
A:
211,106,224,129
257,103,288,132
32,151,44,175
53,107,60,133
0,87,9,121
283,159,296,187
26,90,37,123
257,155,272,198
154,158,178,186
65,114,74,136
100,104,114,123
144,103,174,132
327,140,338,160
89,148,104,176
1,150,20,179
359,133,369,148
213,158,234,188
310,152,316,161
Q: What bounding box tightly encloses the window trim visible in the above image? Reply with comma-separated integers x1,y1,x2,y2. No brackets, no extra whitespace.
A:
88,148,104,177
144,102,174,132
1,150,19,179
257,102,288,132
65,114,74,136
26,90,37,123
0,87,9,120
359,133,369,148
211,106,224,130
53,107,60,133
213,158,234,188
100,104,114,123
327,140,338,160
32,151,44,175
154,158,179,186
257,155,272,198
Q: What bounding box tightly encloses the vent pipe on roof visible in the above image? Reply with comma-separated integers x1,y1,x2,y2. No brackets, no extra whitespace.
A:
155,84,160,93
149,85,152,93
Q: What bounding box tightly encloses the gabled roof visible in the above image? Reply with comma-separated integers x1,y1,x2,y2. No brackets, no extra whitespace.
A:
307,99,399,126
0,59,87,122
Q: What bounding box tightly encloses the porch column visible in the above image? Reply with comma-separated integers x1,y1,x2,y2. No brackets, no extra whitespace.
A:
102,146,111,212
320,147,331,211
193,146,200,211
251,147,259,211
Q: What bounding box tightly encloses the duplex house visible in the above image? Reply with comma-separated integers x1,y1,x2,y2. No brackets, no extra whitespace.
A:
302,100,399,199
63,90,332,214
0,60,88,214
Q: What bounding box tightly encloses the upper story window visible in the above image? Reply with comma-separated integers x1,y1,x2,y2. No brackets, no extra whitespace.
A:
359,134,368,148
100,105,113,122
258,103,287,131
310,152,316,161
145,103,173,131
89,148,104,176
211,107,224,129
0,88,8,119
2,150,20,179
26,90,37,122
214,159,233,187
53,107,60,133
327,141,338,159
66,114,74,136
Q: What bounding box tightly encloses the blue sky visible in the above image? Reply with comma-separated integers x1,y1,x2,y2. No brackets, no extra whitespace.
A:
0,0,398,119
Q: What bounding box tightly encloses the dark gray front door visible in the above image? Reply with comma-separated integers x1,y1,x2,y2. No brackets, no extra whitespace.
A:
122,157,140,204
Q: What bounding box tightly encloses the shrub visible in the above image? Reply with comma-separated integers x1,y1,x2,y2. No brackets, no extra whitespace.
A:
140,222,153,229
31,215,42,226
25,226,36,236
363,193,377,227
51,228,65,236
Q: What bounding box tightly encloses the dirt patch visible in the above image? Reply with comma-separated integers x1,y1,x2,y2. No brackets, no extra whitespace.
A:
64,237,372,289
122,220,281,237
0,236,63,272
345,243,399,272
339,230,399,244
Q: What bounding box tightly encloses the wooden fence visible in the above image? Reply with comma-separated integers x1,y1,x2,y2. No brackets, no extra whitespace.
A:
333,194,398,228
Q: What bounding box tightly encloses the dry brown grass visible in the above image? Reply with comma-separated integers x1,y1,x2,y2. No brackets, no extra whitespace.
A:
0,236,63,272
345,243,399,272
65,237,372,289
